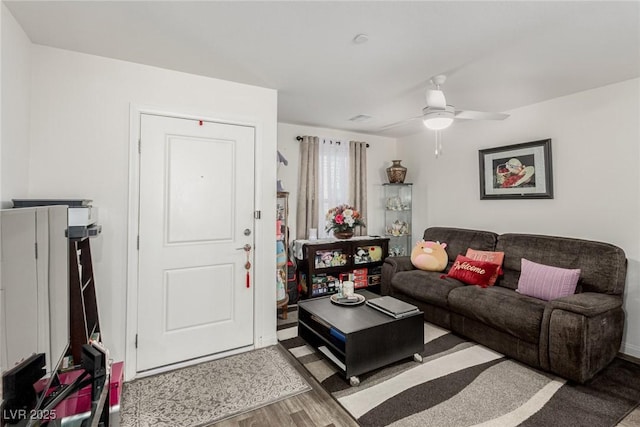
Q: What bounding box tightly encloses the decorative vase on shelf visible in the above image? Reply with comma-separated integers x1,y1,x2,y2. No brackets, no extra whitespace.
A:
386,160,407,183
334,230,354,239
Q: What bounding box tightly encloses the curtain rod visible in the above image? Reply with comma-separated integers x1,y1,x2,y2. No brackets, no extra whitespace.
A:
296,136,369,147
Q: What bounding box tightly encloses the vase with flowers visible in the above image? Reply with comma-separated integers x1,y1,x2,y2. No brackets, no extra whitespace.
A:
326,204,365,239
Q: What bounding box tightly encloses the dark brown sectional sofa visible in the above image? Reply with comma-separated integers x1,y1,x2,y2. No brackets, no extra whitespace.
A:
381,226,627,383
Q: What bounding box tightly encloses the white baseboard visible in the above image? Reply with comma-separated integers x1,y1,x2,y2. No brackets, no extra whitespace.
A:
260,335,279,347
620,342,640,359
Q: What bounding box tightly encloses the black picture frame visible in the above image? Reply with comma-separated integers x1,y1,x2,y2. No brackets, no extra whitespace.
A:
479,139,553,200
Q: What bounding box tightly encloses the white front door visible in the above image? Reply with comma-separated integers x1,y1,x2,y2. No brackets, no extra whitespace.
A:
137,113,255,372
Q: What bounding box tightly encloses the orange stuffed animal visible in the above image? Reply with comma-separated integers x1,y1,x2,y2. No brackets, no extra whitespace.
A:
411,240,448,272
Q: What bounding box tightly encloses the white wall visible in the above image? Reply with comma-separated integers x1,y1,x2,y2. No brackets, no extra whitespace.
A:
277,123,397,239
25,45,278,374
1,3,31,208
397,78,640,357
1,1,33,374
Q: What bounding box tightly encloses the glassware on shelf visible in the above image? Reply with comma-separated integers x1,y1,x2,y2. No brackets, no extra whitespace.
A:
383,183,412,258
385,196,411,211
386,220,409,236
389,246,406,257
386,196,400,210
387,198,412,211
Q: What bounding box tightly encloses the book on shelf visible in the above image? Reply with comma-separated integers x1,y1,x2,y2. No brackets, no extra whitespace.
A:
366,296,420,319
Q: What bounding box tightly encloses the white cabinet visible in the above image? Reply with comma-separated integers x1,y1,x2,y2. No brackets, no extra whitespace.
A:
0,206,68,373
383,183,412,257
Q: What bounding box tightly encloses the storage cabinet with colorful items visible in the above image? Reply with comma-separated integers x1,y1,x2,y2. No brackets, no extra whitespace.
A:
276,192,290,307
293,237,389,298
384,183,412,258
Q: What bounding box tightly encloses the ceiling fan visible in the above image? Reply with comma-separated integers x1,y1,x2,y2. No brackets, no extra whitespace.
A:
381,75,510,132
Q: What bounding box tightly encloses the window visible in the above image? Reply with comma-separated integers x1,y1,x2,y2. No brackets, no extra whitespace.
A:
317,138,349,238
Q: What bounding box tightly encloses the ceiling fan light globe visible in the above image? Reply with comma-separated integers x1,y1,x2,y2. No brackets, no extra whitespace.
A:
424,117,453,130
423,109,454,130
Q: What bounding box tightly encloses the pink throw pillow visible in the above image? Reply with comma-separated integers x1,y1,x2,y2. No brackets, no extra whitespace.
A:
517,258,580,301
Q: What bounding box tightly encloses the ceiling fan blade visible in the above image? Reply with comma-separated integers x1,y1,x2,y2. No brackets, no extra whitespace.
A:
454,110,510,120
425,89,446,109
378,115,422,131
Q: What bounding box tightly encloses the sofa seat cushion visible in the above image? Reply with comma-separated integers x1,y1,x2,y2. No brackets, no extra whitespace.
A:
448,286,547,344
391,270,464,308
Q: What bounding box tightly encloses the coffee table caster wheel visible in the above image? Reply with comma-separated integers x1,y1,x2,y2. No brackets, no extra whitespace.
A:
414,353,423,363
349,376,360,387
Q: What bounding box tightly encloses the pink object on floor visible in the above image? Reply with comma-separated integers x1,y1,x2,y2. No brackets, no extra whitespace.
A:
37,361,124,420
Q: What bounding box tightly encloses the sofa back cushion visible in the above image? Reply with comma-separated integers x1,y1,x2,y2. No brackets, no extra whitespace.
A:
497,233,627,295
423,227,497,265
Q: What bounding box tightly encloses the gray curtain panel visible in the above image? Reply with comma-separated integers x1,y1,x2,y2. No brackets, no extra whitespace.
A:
349,140,368,236
296,136,319,239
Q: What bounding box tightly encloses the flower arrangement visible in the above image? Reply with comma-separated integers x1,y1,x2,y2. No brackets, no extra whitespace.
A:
325,204,365,233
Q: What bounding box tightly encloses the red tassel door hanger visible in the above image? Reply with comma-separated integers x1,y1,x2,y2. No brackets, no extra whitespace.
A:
244,245,251,288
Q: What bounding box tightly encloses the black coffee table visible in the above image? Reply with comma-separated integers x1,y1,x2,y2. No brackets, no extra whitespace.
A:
297,290,424,386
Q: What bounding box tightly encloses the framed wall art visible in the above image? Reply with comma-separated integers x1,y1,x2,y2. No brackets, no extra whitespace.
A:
478,139,553,200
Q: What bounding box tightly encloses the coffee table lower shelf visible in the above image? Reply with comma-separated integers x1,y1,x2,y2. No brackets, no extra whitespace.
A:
298,294,424,386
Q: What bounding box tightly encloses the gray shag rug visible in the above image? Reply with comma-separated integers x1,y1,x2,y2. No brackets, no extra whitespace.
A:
120,346,310,427
279,317,640,427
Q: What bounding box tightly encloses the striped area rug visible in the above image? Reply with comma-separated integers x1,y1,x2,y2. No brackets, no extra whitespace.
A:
278,315,640,427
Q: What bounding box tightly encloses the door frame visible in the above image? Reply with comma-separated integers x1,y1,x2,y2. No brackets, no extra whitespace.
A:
125,104,275,381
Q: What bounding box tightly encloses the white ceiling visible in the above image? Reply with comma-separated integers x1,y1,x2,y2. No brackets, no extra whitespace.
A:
5,1,640,138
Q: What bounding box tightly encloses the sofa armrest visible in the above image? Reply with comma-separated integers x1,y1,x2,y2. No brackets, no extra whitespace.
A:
548,292,622,317
381,256,414,295
384,256,414,272
545,292,624,382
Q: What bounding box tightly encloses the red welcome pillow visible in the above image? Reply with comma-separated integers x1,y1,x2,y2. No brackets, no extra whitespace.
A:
442,255,500,288
465,248,505,286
